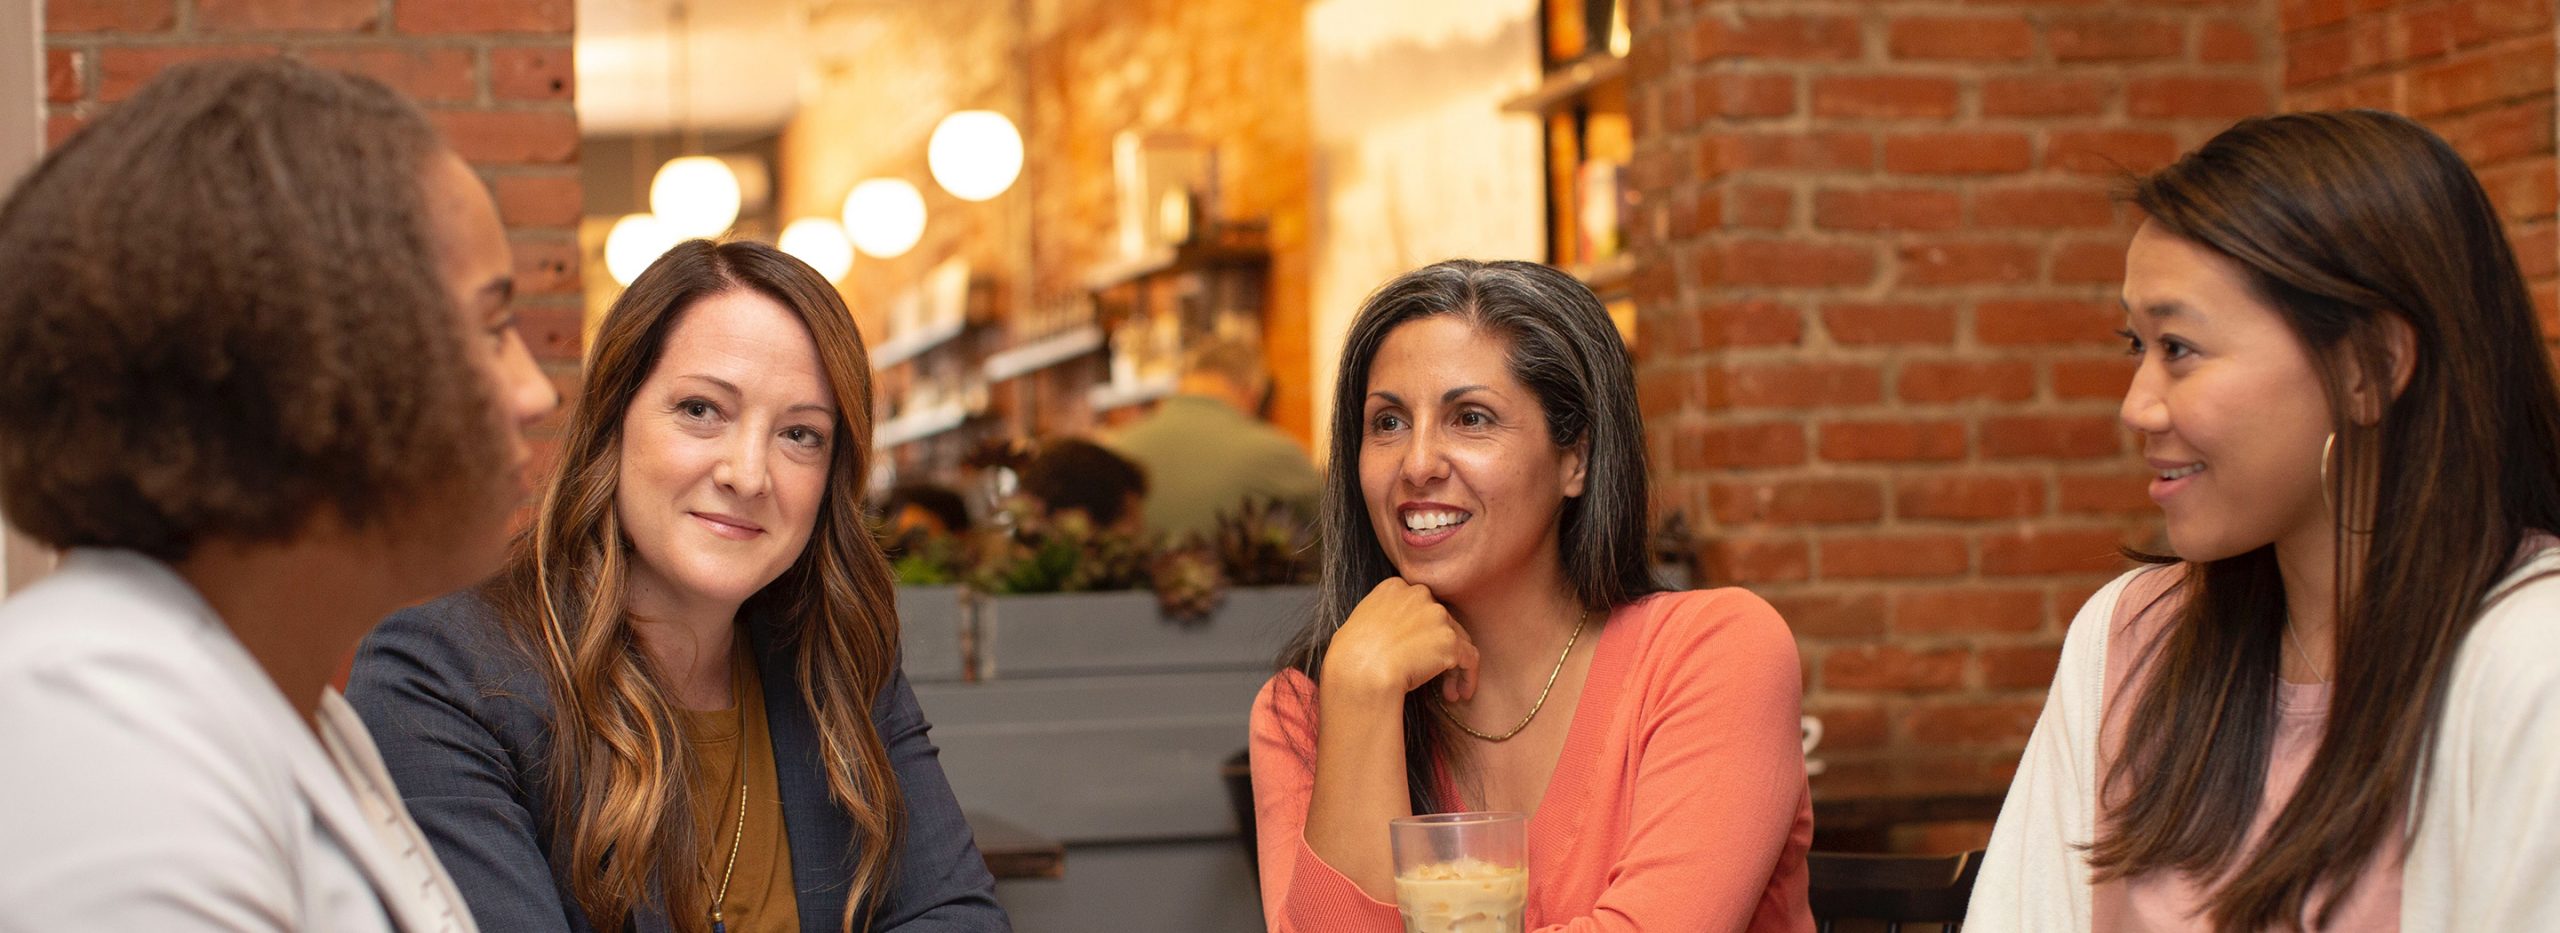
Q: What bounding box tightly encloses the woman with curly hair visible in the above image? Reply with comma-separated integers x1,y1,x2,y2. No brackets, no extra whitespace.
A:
0,59,558,931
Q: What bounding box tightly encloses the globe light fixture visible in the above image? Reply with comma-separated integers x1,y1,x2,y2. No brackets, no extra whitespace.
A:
841,178,927,259
778,217,854,282
649,155,742,237
603,213,679,286
927,110,1024,202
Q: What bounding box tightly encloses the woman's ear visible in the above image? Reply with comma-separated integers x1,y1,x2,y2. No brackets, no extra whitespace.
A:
1561,436,1590,499
2345,314,2417,426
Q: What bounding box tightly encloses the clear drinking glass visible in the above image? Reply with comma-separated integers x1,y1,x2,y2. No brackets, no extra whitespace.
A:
1389,811,1529,933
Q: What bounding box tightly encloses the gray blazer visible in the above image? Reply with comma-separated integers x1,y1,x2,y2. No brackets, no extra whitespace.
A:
348,589,1007,933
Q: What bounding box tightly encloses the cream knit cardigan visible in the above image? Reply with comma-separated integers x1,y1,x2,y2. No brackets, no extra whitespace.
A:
1967,548,2560,932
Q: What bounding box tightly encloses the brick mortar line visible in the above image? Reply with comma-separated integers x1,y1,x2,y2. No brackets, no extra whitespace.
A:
2283,42,2560,89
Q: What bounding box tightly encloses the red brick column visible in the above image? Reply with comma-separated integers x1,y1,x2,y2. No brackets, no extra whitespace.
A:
44,0,585,451
1626,0,2274,788
2283,0,2559,328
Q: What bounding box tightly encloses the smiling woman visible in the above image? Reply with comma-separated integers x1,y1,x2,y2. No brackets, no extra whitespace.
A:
1970,111,2560,933
1251,260,1815,933
347,240,1009,933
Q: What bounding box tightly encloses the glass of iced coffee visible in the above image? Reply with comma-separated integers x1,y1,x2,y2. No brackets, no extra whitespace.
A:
1389,811,1528,933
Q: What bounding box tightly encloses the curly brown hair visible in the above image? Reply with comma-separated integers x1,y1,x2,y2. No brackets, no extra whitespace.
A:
0,57,504,561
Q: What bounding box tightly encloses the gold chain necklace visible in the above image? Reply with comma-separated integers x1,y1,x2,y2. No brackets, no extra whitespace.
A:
710,653,749,933
1434,608,1591,742
709,774,745,933
2285,619,2331,685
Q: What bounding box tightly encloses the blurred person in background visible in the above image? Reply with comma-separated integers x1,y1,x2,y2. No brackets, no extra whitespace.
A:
1106,337,1321,540
1016,437,1149,535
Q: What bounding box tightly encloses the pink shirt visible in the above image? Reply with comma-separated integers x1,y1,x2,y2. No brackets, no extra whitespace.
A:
1248,589,1817,933
2091,566,2402,932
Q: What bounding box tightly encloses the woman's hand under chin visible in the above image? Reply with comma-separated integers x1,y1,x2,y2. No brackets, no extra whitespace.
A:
1322,577,1480,704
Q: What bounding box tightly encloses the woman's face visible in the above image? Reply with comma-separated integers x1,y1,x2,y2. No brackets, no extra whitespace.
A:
421,149,558,578
1357,316,1586,605
2119,221,2334,563
616,289,838,622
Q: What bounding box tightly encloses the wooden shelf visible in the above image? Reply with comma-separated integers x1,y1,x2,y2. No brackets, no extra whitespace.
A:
871,317,970,367
1083,227,1272,292
1087,377,1177,412
1502,52,1628,116
1566,252,1637,297
875,401,973,449
982,324,1106,382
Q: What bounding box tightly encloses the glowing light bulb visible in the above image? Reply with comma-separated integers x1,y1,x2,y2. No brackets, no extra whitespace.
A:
603,213,680,286
778,217,854,282
840,178,926,259
649,155,742,237
927,110,1024,202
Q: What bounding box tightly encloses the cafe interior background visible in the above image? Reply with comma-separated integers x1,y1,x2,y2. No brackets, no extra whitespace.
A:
11,0,2560,928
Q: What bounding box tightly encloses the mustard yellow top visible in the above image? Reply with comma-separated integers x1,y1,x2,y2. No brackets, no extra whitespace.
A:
675,650,800,933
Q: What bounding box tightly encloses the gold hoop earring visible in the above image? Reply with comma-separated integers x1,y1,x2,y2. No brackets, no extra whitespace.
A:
2320,431,2335,513
2321,430,2377,535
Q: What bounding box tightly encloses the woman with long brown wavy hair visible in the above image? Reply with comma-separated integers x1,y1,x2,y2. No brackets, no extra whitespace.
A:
1969,111,2560,931
349,239,1006,933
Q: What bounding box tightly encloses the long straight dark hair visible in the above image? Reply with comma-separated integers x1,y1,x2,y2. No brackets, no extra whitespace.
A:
1276,259,1661,813
492,240,906,932
2087,111,2560,929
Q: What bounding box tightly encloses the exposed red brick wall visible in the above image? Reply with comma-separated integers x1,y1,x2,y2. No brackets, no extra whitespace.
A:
2283,0,2559,325
45,0,585,452
1627,0,2275,787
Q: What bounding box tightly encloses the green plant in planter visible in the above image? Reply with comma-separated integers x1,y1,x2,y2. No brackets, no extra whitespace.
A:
875,515,969,586
1150,545,1225,622
1211,496,1319,587
970,496,1152,595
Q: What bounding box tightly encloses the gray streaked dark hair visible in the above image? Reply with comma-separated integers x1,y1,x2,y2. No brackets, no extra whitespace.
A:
1277,259,1661,813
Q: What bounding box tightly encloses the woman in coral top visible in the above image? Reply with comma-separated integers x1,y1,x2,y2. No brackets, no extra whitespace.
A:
1250,260,1814,932
1969,112,2560,931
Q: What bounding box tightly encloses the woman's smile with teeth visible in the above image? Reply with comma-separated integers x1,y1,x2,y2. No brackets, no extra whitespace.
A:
2159,463,2205,480
1404,510,1471,532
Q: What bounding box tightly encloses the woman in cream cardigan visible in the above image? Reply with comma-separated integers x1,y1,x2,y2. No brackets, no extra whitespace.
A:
0,59,559,930
1970,111,2560,931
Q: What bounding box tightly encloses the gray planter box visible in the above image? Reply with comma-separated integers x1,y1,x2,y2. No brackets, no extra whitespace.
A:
894,584,970,683
976,585,1314,679
916,670,1268,843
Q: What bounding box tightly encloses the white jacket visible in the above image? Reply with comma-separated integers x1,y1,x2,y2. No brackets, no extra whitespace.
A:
0,549,477,933
1968,548,2560,931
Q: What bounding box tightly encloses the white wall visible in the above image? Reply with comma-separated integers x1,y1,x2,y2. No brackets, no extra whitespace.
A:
1,0,49,593
1301,0,1545,451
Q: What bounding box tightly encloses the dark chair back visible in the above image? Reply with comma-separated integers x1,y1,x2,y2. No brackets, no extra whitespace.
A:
1807,848,1983,933
1223,747,1257,874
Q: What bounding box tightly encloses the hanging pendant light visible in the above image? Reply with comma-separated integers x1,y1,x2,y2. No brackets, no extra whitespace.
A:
604,213,679,286
928,110,1024,202
841,178,926,259
649,155,743,238
778,217,854,282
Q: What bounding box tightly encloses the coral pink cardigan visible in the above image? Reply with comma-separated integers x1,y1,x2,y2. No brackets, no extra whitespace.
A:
1249,589,1816,933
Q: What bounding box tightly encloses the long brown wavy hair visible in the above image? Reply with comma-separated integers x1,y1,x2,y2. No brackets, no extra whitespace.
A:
2088,111,2560,928
490,239,905,931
